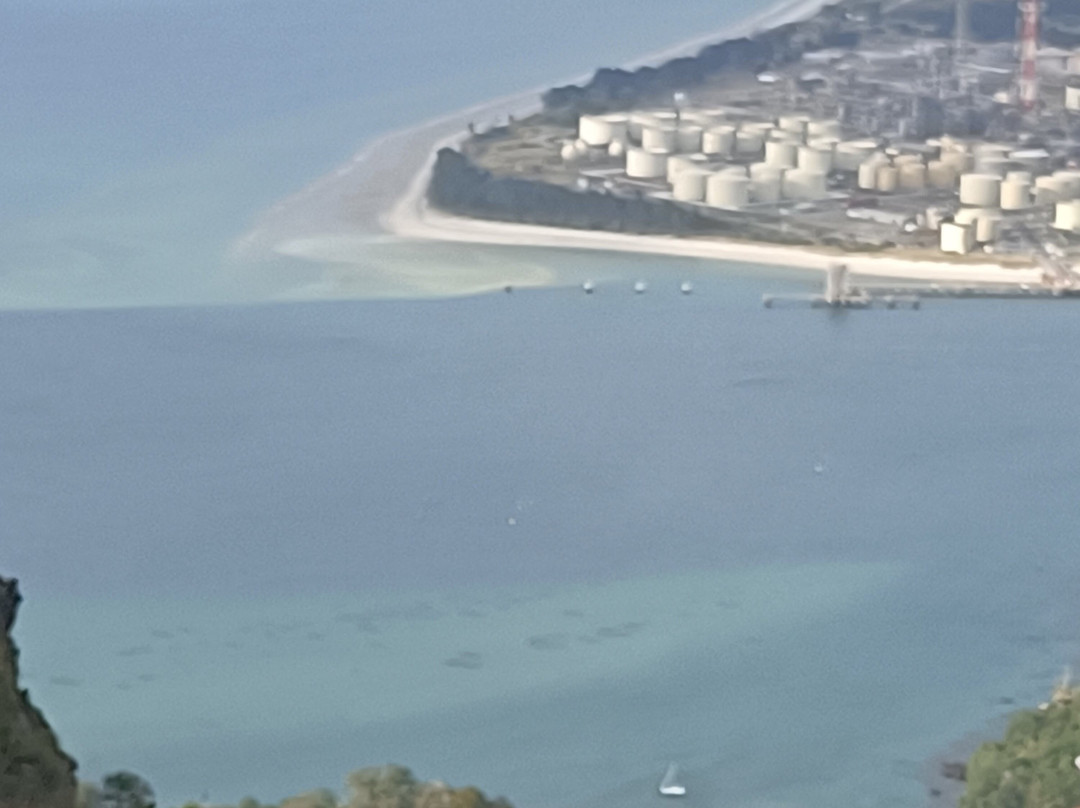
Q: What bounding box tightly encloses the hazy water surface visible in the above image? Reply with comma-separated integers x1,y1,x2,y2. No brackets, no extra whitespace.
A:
7,271,1080,806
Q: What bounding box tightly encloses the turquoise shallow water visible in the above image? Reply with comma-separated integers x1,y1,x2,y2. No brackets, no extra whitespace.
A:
6,273,1080,805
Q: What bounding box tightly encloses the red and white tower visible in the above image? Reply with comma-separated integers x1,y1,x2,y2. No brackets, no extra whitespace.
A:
1019,0,1040,110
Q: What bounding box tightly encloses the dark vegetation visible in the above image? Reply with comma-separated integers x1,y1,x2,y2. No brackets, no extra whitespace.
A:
427,148,813,243
0,575,78,808
960,681,1080,808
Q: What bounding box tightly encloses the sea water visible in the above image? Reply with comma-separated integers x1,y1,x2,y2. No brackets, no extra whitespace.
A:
0,0,762,309
5,1,1080,806
7,274,1080,807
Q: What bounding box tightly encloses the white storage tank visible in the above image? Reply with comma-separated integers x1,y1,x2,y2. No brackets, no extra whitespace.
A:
667,154,708,184
677,124,704,153
608,140,626,159
1009,149,1050,174
834,141,877,171
578,114,629,146
953,207,982,227
940,150,974,173
702,126,736,156
798,146,833,174
976,156,1010,177
876,165,899,193
1035,175,1068,204
574,139,590,157
941,221,975,254
1067,84,1080,111
560,142,579,162
927,160,957,189
765,140,799,168
777,115,808,136
1000,180,1031,210
1005,170,1033,184
673,169,710,202
1053,170,1080,198
626,147,669,178
751,171,783,203
975,213,1000,243
807,119,842,139
1054,199,1080,232
749,161,784,181
857,159,882,190
706,173,751,209
720,164,749,176
898,163,927,190
735,130,765,155
959,174,1002,206
642,126,677,152
783,169,827,199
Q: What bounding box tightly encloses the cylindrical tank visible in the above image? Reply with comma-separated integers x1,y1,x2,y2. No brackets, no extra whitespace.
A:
750,172,783,203
976,156,1010,177
573,139,590,157
560,143,578,162
953,207,982,226
1066,85,1080,111
702,126,736,156
608,140,626,159
578,115,610,146
857,159,882,190
925,207,948,230
927,160,957,189
975,213,1001,243
876,165,899,193
741,121,775,134
677,124,703,153
834,140,878,171
959,174,1002,206
1000,180,1031,210
940,150,973,173
765,140,799,168
735,130,764,155
798,146,833,173
625,148,669,178
667,154,708,184
777,115,808,136
673,169,709,202
1054,199,1080,231
1035,175,1068,204
807,119,842,139
642,126,677,152
719,164,749,176
706,173,750,209
749,161,784,181
940,221,975,254
1009,149,1050,174
898,163,927,190
1005,170,1033,184
1053,170,1080,198
783,169,827,199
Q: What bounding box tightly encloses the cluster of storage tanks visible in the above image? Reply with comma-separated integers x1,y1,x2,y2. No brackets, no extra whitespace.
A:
571,110,850,208
927,139,1080,254
569,110,1080,251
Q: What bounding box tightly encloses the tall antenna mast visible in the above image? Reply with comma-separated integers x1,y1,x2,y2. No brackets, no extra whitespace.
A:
1019,0,1040,110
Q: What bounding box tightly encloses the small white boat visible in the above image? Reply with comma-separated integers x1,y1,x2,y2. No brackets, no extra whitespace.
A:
680,282,693,295
583,280,595,294
658,763,686,797
634,280,648,294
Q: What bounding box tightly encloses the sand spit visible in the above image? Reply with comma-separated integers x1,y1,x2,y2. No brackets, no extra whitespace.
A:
235,0,1043,296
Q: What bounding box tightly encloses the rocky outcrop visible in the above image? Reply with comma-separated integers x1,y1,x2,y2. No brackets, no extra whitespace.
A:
0,575,77,808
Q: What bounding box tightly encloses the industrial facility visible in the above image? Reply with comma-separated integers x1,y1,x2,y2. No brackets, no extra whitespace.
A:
454,0,1080,291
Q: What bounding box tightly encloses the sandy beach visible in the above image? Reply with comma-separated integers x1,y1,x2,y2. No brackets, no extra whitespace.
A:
233,0,1045,296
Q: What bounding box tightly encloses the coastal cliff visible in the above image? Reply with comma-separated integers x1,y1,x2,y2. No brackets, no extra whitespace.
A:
0,576,78,808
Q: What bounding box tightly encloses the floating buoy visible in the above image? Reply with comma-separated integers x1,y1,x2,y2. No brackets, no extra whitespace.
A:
634,280,647,294
583,280,595,294
680,282,693,295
